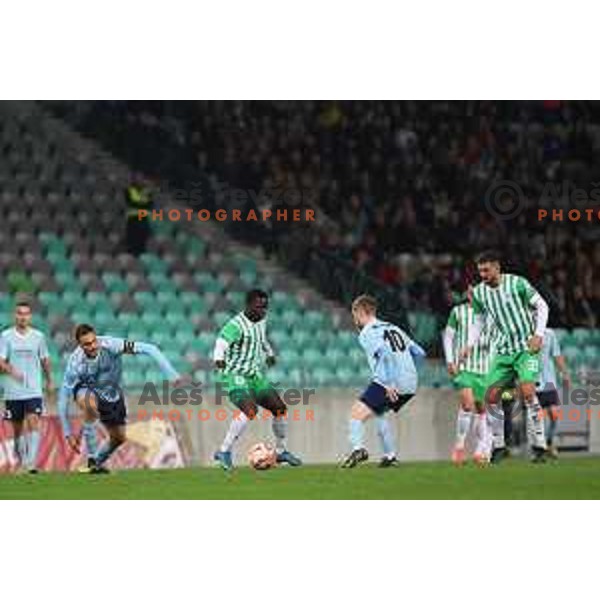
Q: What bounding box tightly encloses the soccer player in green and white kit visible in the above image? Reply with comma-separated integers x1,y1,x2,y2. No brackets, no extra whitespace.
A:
443,286,495,465
212,289,302,470
460,251,549,463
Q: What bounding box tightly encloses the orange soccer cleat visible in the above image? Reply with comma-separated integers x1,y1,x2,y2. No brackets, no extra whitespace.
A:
472,451,490,467
451,445,466,465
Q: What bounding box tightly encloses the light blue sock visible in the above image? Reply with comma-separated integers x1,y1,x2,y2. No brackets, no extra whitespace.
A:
82,422,98,459
376,416,396,458
27,431,41,469
350,419,365,451
96,441,120,466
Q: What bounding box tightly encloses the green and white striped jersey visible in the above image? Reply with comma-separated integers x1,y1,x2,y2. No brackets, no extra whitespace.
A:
218,312,273,376
445,303,495,374
472,274,539,355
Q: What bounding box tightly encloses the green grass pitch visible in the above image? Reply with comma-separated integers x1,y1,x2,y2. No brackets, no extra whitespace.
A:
1,457,600,500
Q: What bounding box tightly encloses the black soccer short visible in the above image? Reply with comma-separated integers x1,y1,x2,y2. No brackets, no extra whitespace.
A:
74,385,127,427
538,389,560,409
4,398,43,422
360,382,414,416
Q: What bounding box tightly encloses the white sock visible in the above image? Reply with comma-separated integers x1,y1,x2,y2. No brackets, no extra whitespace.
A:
272,417,287,453
526,397,547,449
474,412,492,456
488,404,505,450
455,408,473,448
220,413,249,452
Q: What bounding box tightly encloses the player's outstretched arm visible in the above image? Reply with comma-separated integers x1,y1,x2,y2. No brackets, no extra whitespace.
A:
442,326,457,375
460,313,484,360
213,337,229,370
262,336,276,366
57,355,82,451
39,334,54,396
528,293,548,352
134,341,181,382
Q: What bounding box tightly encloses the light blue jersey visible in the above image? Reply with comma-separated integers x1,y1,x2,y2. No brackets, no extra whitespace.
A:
0,327,49,400
537,328,561,392
358,319,425,395
58,336,180,436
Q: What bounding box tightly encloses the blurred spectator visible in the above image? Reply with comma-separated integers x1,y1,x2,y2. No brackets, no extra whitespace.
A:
569,285,595,328
125,175,153,255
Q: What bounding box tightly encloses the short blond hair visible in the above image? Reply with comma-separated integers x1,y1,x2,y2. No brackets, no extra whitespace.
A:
352,294,377,314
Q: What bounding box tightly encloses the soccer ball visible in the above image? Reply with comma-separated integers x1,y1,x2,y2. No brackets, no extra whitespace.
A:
247,442,277,470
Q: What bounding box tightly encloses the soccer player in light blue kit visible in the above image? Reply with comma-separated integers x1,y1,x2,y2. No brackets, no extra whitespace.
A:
0,301,54,473
536,328,570,458
58,323,185,473
341,295,426,468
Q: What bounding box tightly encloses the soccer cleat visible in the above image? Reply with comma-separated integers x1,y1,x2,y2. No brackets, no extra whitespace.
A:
547,445,559,459
378,455,398,468
79,458,110,474
472,452,490,467
531,446,547,463
276,450,303,466
451,445,466,466
341,448,369,468
90,464,111,474
28,468,39,474
490,447,509,464
213,450,233,471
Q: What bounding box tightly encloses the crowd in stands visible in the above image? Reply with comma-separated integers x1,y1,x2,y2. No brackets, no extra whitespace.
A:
51,101,600,328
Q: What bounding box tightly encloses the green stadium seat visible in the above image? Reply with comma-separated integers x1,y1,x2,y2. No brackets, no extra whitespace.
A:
572,328,592,345
225,290,245,306
279,348,301,365
335,366,356,385
287,368,304,387
55,271,79,290
189,337,212,355
280,309,302,328
304,311,327,328
178,292,204,313
61,290,84,310
163,310,187,328
560,333,577,349
140,253,166,271
312,368,331,387
174,329,196,348
269,329,287,349
213,311,230,328
133,291,155,308
563,346,580,364
156,290,177,307
102,273,129,294
147,330,171,347
583,346,600,365
336,331,356,351
140,312,163,330
301,348,323,369
194,273,223,294
93,311,117,332
240,271,257,287
293,329,310,347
